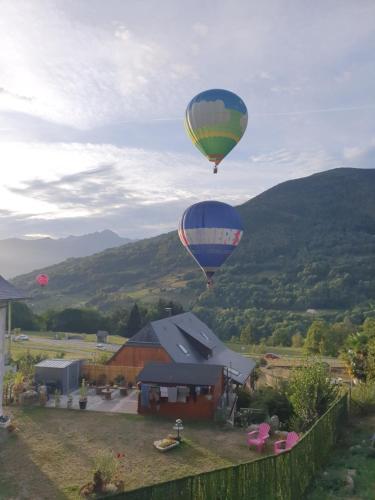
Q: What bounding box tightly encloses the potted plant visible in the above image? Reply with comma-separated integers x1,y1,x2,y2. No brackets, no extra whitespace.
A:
67,393,73,409
79,379,88,410
53,389,61,408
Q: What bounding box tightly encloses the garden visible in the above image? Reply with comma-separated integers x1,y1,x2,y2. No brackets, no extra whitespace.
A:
0,407,265,499
0,358,352,499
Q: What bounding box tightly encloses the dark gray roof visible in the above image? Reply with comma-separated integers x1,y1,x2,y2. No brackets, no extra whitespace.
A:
137,362,223,386
0,276,27,301
121,312,256,384
127,324,160,346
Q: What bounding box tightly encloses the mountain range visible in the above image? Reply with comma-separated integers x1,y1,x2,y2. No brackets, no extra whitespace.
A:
12,168,375,319
0,230,131,278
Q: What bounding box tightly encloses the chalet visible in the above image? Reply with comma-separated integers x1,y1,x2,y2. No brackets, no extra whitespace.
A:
108,312,256,388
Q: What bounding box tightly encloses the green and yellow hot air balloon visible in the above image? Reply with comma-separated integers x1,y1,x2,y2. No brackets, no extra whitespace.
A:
184,89,248,173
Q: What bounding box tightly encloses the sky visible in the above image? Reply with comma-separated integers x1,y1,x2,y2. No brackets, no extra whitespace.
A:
1,0,375,240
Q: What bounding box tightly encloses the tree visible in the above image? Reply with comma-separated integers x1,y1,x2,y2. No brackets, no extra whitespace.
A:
126,304,142,337
109,308,129,337
291,333,303,348
240,324,253,345
319,322,350,356
367,338,375,381
44,308,108,334
344,317,375,381
304,320,328,354
287,361,339,430
11,302,41,331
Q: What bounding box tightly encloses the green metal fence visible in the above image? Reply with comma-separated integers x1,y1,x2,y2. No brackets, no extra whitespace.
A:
113,394,348,500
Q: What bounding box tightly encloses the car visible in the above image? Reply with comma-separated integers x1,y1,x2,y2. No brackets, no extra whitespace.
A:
96,343,105,349
264,352,280,360
15,334,29,341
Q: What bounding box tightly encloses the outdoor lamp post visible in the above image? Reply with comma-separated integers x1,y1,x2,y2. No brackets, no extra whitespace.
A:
173,418,183,441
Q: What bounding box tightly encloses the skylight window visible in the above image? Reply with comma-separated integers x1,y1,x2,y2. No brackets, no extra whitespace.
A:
227,367,240,377
177,344,190,355
200,331,209,341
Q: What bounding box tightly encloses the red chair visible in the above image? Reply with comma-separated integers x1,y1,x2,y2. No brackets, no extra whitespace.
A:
247,423,270,452
274,431,299,454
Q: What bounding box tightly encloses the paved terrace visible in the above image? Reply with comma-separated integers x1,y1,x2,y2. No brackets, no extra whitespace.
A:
46,387,138,414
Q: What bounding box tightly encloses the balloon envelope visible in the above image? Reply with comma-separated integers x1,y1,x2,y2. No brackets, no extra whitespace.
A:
178,201,243,285
36,274,49,287
184,89,248,172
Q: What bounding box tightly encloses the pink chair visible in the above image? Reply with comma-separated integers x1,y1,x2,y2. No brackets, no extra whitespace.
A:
247,423,270,452
274,431,299,454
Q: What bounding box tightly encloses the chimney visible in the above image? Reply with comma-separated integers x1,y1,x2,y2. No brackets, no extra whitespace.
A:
165,307,172,317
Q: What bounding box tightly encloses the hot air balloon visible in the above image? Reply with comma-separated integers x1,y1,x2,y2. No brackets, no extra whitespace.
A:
184,89,248,173
36,274,49,287
178,201,244,287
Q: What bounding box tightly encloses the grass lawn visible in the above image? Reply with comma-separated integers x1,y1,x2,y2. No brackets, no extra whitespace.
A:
306,414,375,500
0,407,267,500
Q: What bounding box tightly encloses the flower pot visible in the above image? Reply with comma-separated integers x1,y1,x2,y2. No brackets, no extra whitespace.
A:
79,399,87,410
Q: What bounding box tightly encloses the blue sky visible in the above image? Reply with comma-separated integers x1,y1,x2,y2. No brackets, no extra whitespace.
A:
0,0,374,239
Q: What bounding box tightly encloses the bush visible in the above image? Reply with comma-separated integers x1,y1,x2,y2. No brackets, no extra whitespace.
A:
236,387,251,409
250,386,293,423
93,450,121,485
351,381,375,415
287,360,339,430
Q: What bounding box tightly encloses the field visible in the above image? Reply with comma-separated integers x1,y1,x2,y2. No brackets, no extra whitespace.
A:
7,331,125,362
0,407,265,500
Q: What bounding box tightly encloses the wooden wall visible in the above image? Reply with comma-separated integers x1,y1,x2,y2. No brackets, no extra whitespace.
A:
138,393,217,420
138,373,224,421
81,364,141,385
108,345,172,367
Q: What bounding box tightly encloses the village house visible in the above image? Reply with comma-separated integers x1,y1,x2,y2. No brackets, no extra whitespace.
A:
106,312,256,419
108,312,255,387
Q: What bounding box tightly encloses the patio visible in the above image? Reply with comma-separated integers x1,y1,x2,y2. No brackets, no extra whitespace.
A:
46,387,138,414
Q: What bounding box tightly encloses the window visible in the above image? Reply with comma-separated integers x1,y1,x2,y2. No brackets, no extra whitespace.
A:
200,331,209,341
227,367,240,377
177,344,190,355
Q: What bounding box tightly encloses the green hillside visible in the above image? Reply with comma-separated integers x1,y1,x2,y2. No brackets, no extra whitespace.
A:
13,168,375,335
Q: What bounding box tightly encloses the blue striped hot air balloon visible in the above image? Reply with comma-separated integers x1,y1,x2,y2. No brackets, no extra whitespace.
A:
178,201,244,287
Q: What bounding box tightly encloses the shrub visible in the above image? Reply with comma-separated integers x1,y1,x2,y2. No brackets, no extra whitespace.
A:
93,450,121,485
287,360,339,430
236,387,251,409
351,381,375,415
250,386,293,423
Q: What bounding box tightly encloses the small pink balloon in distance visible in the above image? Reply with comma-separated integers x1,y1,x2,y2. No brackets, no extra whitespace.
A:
36,274,49,287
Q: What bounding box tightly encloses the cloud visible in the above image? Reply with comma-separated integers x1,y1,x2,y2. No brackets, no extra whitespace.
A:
343,142,375,169
0,1,374,239
1,0,374,133
0,139,358,239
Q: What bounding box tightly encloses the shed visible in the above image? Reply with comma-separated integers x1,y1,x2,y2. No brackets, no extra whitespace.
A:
35,359,82,394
